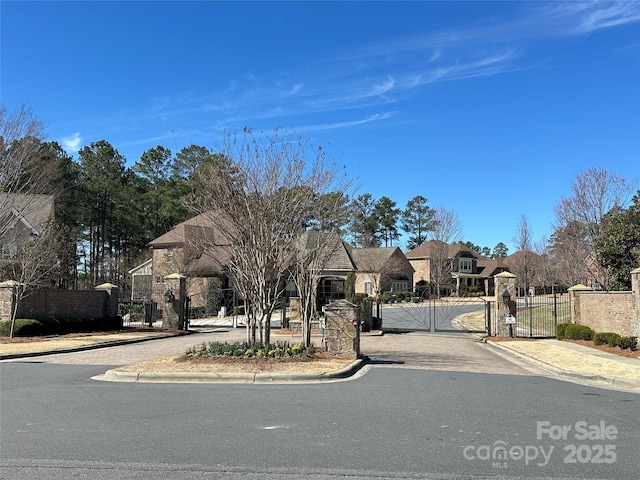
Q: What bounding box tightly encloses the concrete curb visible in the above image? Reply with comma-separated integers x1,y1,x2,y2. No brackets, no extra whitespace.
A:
93,356,370,384
486,340,640,390
0,332,191,361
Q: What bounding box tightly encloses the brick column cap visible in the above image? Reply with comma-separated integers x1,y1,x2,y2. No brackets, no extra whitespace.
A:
164,273,186,280
494,271,516,279
568,284,592,291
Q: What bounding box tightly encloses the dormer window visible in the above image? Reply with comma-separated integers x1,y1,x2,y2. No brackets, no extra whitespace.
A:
459,258,473,272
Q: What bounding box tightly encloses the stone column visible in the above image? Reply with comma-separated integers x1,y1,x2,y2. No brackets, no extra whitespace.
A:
323,300,360,359
494,272,516,336
630,268,640,337
0,280,20,322
162,273,186,330
567,284,592,325
95,282,119,318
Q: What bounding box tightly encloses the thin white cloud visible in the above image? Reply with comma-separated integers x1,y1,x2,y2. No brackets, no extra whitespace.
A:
82,0,639,157
549,1,640,35
61,132,82,152
298,112,397,133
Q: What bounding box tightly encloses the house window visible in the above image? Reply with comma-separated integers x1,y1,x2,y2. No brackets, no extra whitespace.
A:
285,279,297,297
459,258,473,272
364,282,372,295
390,281,408,292
155,276,163,284
0,244,17,259
165,248,174,260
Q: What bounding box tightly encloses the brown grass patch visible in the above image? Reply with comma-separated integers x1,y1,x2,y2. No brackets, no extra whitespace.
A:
115,349,354,374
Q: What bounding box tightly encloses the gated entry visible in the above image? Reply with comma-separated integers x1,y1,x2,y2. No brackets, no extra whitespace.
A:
379,297,488,333
486,291,571,338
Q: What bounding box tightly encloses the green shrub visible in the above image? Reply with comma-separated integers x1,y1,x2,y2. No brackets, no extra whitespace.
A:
187,340,309,359
593,332,610,346
603,332,622,347
556,323,570,340
0,319,45,337
380,291,392,304
36,317,61,335
206,278,223,316
619,336,637,350
564,324,593,341
189,306,206,319
58,317,84,334
353,293,369,305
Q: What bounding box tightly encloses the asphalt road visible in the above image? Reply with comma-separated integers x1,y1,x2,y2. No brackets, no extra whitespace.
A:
1,333,639,479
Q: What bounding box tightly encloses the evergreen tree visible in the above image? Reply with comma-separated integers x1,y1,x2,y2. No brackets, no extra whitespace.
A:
401,195,435,249
374,196,400,247
348,193,380,247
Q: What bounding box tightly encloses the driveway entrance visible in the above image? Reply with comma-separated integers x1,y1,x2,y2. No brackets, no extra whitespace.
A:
379,297,488,333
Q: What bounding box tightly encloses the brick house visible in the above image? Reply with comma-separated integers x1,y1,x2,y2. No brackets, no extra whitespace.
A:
406,240,509,296
0,193,55,260
147,212,231,308
351,246,415,296
140,214,413,312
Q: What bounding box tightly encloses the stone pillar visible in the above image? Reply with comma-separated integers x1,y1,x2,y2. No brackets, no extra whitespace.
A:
95,283,119,318
494,272,516,336
631,268,640,337
323,300,360,359
162,273,186,330
567,284,593,325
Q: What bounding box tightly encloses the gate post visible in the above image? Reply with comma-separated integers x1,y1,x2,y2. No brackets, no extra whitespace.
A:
494,272,517,337
485,301,491,336
323,300,360,359
162,273,186,330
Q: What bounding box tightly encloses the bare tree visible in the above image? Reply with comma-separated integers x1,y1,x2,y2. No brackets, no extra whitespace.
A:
509,215,537,302
554,167,637,289
190,128,353,346
290,230,351,347
549,221,592,287
0,104,51,225
429,207,463,297
534,236,557,293
0,220,59,337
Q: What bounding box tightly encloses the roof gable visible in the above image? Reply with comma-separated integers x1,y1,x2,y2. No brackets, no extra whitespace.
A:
0,193,55,236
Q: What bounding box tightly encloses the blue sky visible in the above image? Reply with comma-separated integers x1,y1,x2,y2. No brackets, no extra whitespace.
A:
2,1,639,253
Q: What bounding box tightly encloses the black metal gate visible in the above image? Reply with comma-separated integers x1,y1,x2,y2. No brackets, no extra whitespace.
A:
487,291,571,338
377,296,488,333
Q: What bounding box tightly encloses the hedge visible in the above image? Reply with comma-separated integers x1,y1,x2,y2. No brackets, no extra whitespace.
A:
563,324,594,341
0,316,123,337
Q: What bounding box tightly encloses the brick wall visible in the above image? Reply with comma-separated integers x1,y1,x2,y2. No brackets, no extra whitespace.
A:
0,289,117,321
569,269,640,337
575,292,635,336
